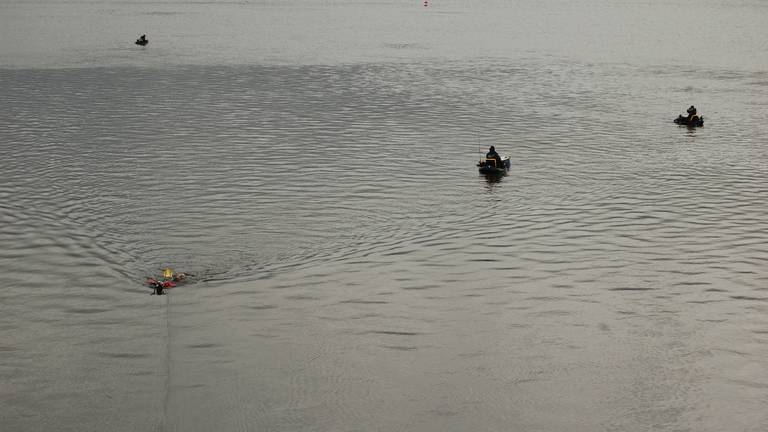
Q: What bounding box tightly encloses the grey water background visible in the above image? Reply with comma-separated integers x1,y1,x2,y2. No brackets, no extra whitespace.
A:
2,0,768,430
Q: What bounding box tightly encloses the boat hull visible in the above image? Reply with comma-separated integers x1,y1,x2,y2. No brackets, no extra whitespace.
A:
674,115,704,127
478,156,510,175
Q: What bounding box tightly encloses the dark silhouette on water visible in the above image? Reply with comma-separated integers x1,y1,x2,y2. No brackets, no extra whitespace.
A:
674,105,704,127
477,145,511,175
135,34,148,46
485,146,502,167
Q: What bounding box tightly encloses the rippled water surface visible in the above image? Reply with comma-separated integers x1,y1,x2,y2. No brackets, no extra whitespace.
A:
2,1,768,431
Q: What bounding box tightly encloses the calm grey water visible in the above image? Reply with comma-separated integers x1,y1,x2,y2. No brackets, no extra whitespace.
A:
2,1,768,431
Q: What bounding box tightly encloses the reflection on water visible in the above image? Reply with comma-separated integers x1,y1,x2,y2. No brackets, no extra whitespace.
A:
481,172,507,190
2,4,768,431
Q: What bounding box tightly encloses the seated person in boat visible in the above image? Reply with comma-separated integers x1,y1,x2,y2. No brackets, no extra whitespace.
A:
485,146,503,167
685,105,699,122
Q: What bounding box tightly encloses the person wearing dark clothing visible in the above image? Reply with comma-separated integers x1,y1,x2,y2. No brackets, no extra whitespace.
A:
485,146,503,168
686,105,697,121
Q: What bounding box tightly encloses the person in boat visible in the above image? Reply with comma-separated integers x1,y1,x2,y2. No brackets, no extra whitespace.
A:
680,105,702,125
686,105,697,121
136,34,148,45
485,146,504,168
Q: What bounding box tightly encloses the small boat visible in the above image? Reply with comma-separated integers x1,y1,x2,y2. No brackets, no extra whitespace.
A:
674,114,703,127
135,36,148,46
477,155,511,175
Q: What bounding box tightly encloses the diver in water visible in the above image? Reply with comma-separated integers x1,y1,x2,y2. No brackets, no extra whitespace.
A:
147,278,174,295
163,267,189,282
148,268,191,294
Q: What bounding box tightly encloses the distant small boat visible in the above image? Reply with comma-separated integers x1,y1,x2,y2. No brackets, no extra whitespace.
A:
135,37,148,46
674,115,703,127
477,155,511,175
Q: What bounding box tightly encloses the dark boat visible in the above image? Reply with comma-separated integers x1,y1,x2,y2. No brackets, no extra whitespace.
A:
674,114,703,127
477,155,511,175
135,37,148,46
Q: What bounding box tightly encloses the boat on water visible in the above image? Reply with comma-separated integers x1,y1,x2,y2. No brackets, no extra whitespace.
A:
674,115,704,127
674,105,703,127
477,155,511,175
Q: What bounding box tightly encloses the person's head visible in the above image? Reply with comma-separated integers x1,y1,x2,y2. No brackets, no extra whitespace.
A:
489,146,495,152
687,105,696,114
